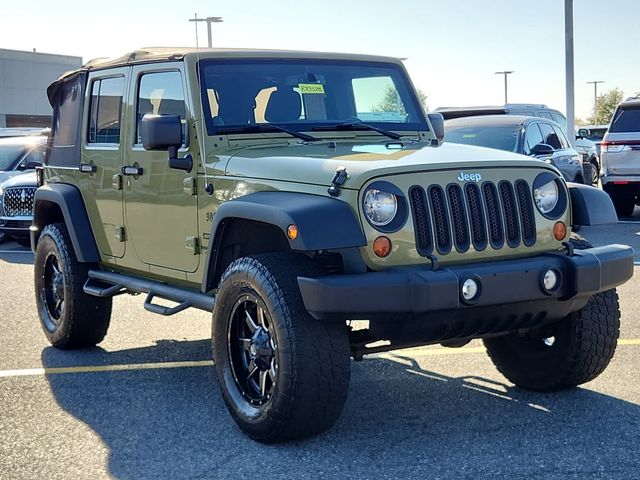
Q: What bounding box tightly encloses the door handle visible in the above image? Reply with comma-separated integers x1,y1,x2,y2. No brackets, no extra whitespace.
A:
121,165,143,176
79,163,96,174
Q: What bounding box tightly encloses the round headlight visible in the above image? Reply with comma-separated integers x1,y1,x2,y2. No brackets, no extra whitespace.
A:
533,179,558,215
363,189,398,227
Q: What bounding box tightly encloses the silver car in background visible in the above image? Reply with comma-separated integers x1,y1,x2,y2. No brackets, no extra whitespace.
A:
601,96,640,217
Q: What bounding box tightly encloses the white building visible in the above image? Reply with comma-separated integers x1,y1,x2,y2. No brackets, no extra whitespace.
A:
0,48,82,128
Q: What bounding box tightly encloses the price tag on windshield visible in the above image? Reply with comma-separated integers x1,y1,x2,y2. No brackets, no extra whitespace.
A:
298,83,325,94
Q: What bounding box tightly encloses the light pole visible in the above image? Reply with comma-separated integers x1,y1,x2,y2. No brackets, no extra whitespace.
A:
495,70,514,104
189,14,224,48
565,0,575,146
587,80,604,124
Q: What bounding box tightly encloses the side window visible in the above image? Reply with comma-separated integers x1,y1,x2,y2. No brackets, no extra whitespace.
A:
136,71,186,145
88,77,124,144
524,123,544,155
539,122,561,150
552,125,570,149
550,112,567,131
539,111,554,121
53,82,82,147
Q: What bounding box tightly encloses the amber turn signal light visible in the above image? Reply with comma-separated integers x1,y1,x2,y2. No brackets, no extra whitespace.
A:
287,224,298,240
553,221,567,241
373,236,392,257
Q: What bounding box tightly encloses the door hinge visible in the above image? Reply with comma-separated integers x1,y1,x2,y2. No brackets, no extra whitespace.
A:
112,174,123,191
115,226,126,242
185,236,200,254
183,177,197,196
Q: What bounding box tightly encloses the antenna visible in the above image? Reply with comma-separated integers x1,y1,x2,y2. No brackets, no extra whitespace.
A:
189,13,214,195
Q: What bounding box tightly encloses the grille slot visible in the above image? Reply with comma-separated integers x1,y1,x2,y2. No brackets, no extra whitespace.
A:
447,184,470,252
465,183,488,251
482,182,504,250
410,179,538,257
515,180,536,246
499,181,520,248
428,185,452,255
409,186,433,256
2,187,36,217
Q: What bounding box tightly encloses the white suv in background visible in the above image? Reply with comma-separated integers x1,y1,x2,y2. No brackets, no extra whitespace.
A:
601,96,640,217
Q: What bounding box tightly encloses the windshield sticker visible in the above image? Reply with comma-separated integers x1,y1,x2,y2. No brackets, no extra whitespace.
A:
298,83,325,94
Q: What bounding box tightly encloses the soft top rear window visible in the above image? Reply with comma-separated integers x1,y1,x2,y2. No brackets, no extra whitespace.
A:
610,106,640,133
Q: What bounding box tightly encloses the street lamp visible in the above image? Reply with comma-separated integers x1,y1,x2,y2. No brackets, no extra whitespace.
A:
495,70,514,104
189,14,224,48
587,80,605,124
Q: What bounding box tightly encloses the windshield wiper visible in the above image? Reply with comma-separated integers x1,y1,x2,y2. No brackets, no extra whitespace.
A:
216,124,318,142
312,122,401,140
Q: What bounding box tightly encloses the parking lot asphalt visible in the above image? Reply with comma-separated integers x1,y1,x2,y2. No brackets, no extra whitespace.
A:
1,215,640,479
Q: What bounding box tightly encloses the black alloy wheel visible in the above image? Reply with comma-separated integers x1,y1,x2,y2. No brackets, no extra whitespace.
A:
41,253,65,331
227,294,278,406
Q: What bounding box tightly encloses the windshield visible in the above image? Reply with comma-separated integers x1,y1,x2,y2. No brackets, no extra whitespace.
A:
585,128,607,141
199,59,427,136
445,125,521,153
0,144,26,171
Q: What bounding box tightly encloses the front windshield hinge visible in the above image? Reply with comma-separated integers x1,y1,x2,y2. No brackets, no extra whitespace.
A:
327,167,349,197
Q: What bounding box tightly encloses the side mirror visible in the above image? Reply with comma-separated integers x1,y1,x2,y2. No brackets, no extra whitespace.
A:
530,143,555,156
427,113,445,145
577,128,590,139
140,114,192,172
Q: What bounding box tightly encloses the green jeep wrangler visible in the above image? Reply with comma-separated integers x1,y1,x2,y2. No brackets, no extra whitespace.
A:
33,48,633,442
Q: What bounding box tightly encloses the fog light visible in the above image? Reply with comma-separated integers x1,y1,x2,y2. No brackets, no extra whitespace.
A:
461,278,479,301
372,236,392,257
542,269,559,292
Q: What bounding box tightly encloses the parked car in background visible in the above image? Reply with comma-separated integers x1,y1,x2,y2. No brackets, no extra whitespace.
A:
0,135,47,184
444,115,590,184
580,124,609,156
0,170,38,246
601,96,640,217
436,104,599,184
0,136,46,243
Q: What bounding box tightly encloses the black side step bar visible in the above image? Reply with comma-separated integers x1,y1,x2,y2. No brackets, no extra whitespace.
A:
83,270,215,315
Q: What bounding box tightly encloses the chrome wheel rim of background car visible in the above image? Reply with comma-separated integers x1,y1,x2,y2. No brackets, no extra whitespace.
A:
227,294,278,406
42,254,64,327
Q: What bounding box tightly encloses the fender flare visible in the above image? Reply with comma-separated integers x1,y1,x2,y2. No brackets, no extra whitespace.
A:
568,182,618,226
203,191,366,291
32,184,100,263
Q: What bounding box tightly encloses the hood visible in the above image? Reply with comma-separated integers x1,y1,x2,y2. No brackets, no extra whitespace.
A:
0,170,26,185
224,141,551,190
2,171,37,189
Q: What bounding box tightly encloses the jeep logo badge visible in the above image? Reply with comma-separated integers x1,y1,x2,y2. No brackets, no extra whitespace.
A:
457,172,482,182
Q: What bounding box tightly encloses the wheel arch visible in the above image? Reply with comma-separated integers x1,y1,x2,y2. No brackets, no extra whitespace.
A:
202,191,366,292
32,184,100,263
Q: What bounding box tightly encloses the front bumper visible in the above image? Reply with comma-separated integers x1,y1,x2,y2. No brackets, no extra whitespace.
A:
0,216,31,238
298,245,633,322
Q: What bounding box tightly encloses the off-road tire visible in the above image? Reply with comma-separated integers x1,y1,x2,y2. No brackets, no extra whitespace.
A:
483,235,620,391
212,253,350,443
34,223,112,348
590,158,600,185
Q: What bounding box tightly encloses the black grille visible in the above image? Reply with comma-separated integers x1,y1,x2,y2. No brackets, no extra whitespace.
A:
409,186,433,256
409,180,537,256
2,187,36,217
428,186,452,255
465,183,488,251
447,184,470,252
515,180,536,246
483,182,504,249
499,181,520,248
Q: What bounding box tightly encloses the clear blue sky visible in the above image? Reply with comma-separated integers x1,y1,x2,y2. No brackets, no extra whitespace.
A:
2,0,638,120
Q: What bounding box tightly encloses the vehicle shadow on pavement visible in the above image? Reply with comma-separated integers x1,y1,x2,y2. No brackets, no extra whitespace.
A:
0,249,33,265
42,344,640,479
